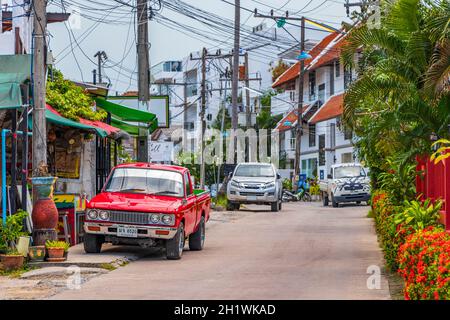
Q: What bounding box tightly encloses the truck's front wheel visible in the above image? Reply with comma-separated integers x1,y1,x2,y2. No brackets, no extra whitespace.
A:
331,194,339,208
189,216,205,251
322,192,329,206
166,222,185,260
271,200,280,212
84,234,103,253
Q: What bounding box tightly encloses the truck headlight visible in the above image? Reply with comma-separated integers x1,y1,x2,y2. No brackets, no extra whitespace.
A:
161,214,175,225
230,180,241,188
149,214,160,224
87,209,98,220
264,182,275,189
99,210,110,221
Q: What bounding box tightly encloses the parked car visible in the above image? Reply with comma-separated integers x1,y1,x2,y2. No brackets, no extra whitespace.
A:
319,163,370,207
226,162,283,212
83,163,211,260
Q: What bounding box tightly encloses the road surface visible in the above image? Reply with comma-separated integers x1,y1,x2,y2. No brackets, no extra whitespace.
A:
51,201,390,299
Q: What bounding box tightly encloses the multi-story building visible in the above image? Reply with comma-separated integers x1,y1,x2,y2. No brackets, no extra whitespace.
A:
272,30,360,180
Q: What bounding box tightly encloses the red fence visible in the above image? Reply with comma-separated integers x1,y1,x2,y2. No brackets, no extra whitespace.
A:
416,156,450,230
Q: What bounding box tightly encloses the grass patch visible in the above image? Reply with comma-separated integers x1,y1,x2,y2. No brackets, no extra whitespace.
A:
0,264,38,278
367,210,374,218
100,263,117,271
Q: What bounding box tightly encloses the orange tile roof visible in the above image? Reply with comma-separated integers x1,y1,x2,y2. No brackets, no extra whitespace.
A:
307,34,347,71
272,32,341,88
309,93,344,124
275,105,310,131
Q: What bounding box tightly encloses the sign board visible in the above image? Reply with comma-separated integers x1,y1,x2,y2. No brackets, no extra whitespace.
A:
108,95,170,128
238,112,257,126
149,141,174,162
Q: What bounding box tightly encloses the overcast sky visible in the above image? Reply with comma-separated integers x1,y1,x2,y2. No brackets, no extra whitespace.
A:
46,0,350,94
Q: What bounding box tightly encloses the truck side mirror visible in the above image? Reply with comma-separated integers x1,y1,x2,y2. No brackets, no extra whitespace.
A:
276,173,281,180
327,174,332,179
228,172,233,179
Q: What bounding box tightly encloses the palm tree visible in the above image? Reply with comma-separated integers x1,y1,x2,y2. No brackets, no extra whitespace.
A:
342,0,449,167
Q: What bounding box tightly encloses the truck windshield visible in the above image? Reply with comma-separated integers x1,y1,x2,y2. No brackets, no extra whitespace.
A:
105,168,184,197
234,165,274,177
334,166,365,179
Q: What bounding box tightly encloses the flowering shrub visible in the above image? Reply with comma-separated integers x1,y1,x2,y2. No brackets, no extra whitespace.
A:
398,227,450,300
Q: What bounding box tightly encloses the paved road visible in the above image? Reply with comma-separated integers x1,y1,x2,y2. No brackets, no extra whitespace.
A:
51,202,390,300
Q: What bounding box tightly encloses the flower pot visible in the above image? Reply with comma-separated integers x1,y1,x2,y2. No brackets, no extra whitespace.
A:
30,176,58,229
28,246,46,262
0,254,24,271
46,247,66,262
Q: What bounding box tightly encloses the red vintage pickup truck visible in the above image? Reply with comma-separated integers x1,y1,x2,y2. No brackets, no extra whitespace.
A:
83,163,211,260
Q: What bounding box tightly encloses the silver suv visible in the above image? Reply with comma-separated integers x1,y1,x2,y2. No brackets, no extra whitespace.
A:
226,163,283,212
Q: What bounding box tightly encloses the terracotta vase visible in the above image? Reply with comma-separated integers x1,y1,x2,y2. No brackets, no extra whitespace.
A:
30,177,58,230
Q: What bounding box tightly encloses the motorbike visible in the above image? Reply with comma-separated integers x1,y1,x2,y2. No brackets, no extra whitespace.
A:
282,189,312,202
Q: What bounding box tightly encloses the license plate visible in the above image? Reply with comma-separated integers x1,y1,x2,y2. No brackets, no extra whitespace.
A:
247,196,257,201
117,226,138,238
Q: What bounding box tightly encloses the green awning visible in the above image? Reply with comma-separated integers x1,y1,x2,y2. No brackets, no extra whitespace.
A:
110,117,146,136
45,109,108,138
0,82,22,109
95,97,158,133
0,55,32,109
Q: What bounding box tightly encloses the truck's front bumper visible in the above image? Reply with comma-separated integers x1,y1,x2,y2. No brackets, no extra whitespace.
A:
334,193,370,203
227,189,278,204
84,222,178,240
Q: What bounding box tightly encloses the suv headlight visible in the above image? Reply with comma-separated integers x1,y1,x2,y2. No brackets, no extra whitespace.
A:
230,180,241,188
98,210,110,221
264,182,275,189
87,209,98,220
161,214,175,225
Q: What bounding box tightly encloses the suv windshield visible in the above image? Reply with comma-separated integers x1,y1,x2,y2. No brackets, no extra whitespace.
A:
334,166,365,179
105,168,184,197
234,164,274,177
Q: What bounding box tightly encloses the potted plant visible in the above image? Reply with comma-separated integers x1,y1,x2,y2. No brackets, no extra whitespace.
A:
0,210,29,270
0,248,24,270
45,240,69,262
28,245,46,262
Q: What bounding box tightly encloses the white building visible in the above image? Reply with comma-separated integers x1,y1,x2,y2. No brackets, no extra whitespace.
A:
272,30,360,180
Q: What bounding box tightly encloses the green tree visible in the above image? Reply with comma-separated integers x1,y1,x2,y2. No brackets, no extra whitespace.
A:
342,0,449,185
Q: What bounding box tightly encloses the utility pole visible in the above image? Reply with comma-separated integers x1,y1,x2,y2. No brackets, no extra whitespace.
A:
137,0,150,104
94,51,107,84
32,0,48,177
294,17,306,189
137,0,150,162
200,48,207,189
231,0,240,135
244,51,251,129
253,10,315,190
191,49,229,188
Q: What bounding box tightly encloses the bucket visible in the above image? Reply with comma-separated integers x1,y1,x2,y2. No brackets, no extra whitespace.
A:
17,236,31,257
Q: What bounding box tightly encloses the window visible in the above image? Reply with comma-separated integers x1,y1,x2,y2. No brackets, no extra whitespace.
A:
185,172,193,196
309,71,316,99
309,123,316,147
301,158,318,178
319,134,326,166
334,166,365,178
335,60,340,77
289,137,296,151
330,123,336,148
341,153,353,164
344,66,353,89
234,164,275,177
344,126,353,140
318,83,325,105
105,168,184,197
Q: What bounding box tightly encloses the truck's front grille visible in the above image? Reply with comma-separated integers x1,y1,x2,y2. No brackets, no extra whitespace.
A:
109,211,151,225
240,192,265,196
